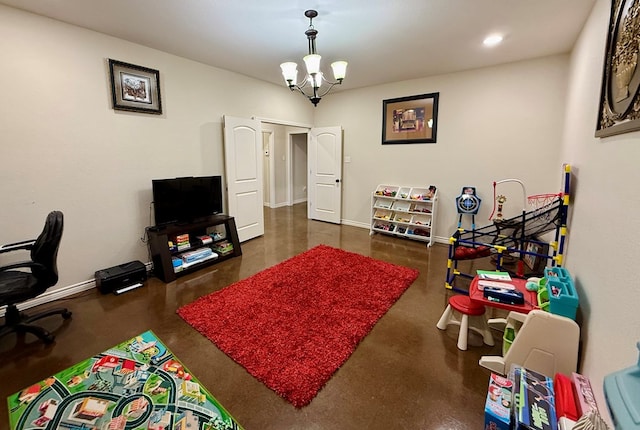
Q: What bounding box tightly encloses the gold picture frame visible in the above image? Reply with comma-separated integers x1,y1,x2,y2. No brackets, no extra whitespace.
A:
595,0,640,137
382,93,439,144
109,59,162,114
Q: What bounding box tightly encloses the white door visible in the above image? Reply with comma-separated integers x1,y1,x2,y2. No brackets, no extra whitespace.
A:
308,126,343,224
223,115,264,242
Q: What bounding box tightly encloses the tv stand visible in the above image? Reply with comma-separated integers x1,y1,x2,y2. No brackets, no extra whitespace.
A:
147,214,241,283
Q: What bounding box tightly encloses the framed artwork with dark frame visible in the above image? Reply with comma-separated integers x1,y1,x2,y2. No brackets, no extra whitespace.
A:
108,59,162,114
522,240,550,275
382,92,439,144
595,0,640,137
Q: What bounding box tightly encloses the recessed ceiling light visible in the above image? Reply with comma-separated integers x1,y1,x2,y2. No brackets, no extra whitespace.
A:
483,34,503,47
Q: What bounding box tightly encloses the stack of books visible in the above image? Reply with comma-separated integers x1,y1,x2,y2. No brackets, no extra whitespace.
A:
180,247,218,268
175,233,190,251
213,240,234,256
181,247,214,263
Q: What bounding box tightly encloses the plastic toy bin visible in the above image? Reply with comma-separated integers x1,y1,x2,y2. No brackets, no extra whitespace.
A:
374,185,399,197
546,266,570,280
538,267,578,320
502,326,515,356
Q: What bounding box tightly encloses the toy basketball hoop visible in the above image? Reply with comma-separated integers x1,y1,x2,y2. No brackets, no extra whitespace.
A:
528,193,561,216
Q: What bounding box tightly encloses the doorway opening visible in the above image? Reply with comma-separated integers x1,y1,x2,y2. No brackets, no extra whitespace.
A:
260,122,309,209
225,116,342,242
288,132,308,207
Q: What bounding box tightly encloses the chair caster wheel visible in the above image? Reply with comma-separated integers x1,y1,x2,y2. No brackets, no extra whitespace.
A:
62,311,72,319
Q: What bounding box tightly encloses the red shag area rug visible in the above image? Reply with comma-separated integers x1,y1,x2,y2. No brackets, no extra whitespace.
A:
177,244,419,407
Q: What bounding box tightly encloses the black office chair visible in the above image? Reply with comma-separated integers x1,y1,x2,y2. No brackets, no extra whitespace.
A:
0,211,71,343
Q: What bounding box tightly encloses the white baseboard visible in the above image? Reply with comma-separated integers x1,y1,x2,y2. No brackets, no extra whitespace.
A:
0,262,153,317
0,279,95,317
433,236,448,245
341,219,370,229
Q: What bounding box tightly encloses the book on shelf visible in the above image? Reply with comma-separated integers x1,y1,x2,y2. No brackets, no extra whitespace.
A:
176,243,191,252
180,251,218,269
181,247,214,263
175,233,189,242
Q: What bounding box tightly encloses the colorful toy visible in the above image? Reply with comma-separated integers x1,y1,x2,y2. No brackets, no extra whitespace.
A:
603,345,638,430
445,165,572,293
7,331,243,430
484,373,513,430
453,186,490,260
525,277,546,291
494,195,507,221
455,186,481,215
426,185,437,200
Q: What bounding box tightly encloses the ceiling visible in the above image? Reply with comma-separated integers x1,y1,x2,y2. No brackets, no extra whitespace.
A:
0,0,596,91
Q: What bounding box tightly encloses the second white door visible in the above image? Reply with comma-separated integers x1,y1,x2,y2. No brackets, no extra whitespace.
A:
307,126,343,224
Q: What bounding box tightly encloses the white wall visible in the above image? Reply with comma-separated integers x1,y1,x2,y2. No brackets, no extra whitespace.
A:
562,0,640,418
315,55,569,238
0,5,313,289
3,3,635,419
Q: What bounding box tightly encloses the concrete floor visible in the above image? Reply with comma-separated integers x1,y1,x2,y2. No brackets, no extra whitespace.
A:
0,204,505,429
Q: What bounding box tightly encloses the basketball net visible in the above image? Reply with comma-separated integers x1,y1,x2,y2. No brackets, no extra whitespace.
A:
527,193,562,218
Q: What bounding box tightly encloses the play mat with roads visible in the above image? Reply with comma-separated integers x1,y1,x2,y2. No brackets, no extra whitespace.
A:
7,330,242,430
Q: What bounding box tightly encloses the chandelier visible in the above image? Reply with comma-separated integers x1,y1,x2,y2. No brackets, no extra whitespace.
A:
280,10,348,106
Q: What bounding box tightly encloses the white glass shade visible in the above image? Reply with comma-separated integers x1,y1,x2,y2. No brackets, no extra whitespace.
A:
331,61,348,80
308,72,323,88
303,54,322,75
280,62,298,83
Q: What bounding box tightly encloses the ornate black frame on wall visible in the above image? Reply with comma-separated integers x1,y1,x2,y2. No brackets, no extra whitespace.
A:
596,0,640,137
109,59,162,115
382,92,439,144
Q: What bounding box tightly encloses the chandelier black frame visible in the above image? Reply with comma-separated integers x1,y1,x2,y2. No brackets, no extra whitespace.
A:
280,10,348,106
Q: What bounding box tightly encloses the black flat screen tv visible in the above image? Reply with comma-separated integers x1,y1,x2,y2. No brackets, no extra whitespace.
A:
152,176,223,225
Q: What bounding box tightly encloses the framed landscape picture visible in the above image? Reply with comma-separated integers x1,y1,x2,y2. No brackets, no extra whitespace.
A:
382,92,439,144
109,59,162,114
